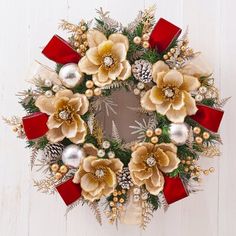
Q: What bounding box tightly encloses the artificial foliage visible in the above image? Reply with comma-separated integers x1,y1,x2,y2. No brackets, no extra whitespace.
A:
4,6,227,229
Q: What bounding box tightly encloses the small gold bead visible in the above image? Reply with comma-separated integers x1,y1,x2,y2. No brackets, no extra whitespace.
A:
197,178,202,183
113,192,118,197
113,197,118,202
184,167,189,172
85,80,94,89
177,57,183,62
81,25,87,32
94,87,102,96
142,33,150,41
154,128,162,136
74,42,79,47
83,41,88,47
117,191,122,196
133,36,141,45
151,136,158,144
167,52,172,57
195,136,203,144
163,54,169,60
146,129,153,137
209,167,215,173
85,89,93,98
142,41,150,49
195,171,200,177
12,127,18,132
119,198,125,203
133,88,141,95
181,160,186,164
181,46,186,51
76,48,81,53
77,29,83,35
190,165,195,170
193,127,201,134
203,170,209,175
81,33,87,40
110,201,115,207
170,48,176,53
186,156,192,160
74,34,79,40
79,44,86,51
186,160,191,165
59,165,68,174
121,189,126,194
203,131,210,140
112,207,117,212
54,172,63,180
51,163,59,173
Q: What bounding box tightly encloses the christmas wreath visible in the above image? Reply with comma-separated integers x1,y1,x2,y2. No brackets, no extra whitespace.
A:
5,6,227,228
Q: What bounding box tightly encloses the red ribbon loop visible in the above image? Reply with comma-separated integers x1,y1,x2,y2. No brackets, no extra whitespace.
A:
163,176,188,204
22,112,49,140
56,178,82,205
42,35,81,64
149,18,182,53
190,105,224,133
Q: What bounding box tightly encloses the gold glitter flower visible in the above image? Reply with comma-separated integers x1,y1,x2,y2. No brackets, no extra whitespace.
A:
129,142,180,195
79,30,131,87
35,89,89,144
141,61,200,123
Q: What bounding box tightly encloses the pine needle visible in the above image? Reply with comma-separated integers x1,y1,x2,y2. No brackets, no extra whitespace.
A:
86,201,102,225
30,146,39,170
65,198,83,216
111,120,122,144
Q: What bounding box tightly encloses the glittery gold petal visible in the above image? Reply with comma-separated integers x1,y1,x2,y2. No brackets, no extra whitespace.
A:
47,115,63,129
108,63,123,80
55,89,73,99
72,94,89,115
35,96,55,115
149,86,164,105
82,156,97,172
81,173,99,192
111,43,126,62
180,75,200,91
109,33,129,51
152,61,169,80
87,30,107,48
98,40,113,56
86,47,101,65
104,167,117,187
118,60,131,81
158,151,180,173
163,70,183,87
46,128,65,143
78,56,99,75
98,66,109,82
69,129,87,144
154,148,170,167
155,101,171,115
109,159,123,173
140,90,156,111
83,143,98,156
165,106,187,123
131,146,148,164
133,168,153,181
183,91,198,115
61,121,77,138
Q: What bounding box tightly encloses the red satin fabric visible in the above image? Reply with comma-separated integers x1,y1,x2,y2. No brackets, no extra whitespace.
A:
163,176,188,204
190,105,224,133
149,18,182,53
42,35,81,64
22,112,49,140
56,178,82,205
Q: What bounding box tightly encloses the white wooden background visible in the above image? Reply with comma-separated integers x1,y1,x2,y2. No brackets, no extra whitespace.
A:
0,0,236,235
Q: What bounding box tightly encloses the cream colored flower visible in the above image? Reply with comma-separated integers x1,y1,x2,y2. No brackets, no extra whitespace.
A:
129,142,180,195
35,89,89,144
141,61,200,123
79,30,131,87
73,147,123,201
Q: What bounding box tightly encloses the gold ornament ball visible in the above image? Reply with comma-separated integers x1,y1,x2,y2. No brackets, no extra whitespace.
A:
110,201,115,207
167,52,172,57
94,87,102,96
154,128,162,136
133,88,140,95
190,165,195,170
181,160,186,164
86,80,94,88
193,126,201,134
85,89,94,98
81,25,87,32
74,34,79,40
203,131,210,140
170,48,176,53
181,46,186,51
195,136,203,144
151,136,159,144
59,165,68,174
163,54,168,60
184,167,189,172
146,129,154,137
186,160,191,165
77,29,83,35
209,167,215,173
113,191,118,197
113,197,118,202
119,198,125,203
76,48,81,53
51,163,59,173
133,36,141,45
203,170,210,175
74,42,79,47
83,41,88,47
142,41,150,49
55,172,63,180
81,33,87,40
142,33,150,41
79,44,86,51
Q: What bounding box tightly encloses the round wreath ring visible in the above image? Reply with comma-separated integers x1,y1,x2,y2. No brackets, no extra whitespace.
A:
5,7,226,228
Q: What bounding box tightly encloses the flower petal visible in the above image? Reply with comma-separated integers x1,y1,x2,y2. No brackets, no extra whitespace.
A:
152,61,170,79
109,33,129,51
150,86,164,105
141,90,156,111
108,63,123,80
154,148,170,167
87,30,107,48
78,56,99,75
131,146,148,164
81,173,99,192
171,92,184,110
145,169,164,195
46,128,65,143
81,190,100,201
67,97,81,111
72,94,89,115
183,91,198,115
91,159,111,168
156,143,177,153
98,40,113,56
166,106,187,123
180,75,200,91
129,161,146,172
134,168,153,181
55,89,73,99
89,182,106,197
155,102,171,115
69,129,87,144
35,96,55,115
47,115,62,129
104,167,117,187
61,121,77,138
82,156,97,172
98,66,109,82
86,47,101,65
158,151,180,173
111,43,126,62
92,74,113,87
163,70,183,87
83,143,98,156
118,60,131,81
130,172,144,186
109,159,123,173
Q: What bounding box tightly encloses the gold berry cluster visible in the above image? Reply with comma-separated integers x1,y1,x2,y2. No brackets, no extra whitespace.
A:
163,39,194,62
133,33,150,49
133,82,145,96
85,80,102,98
50,163,69,180
106,189,126,224
193,127,210,145
145,128,162,144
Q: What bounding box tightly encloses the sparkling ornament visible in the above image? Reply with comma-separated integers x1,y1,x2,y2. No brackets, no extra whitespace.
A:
62,144,85,168
44,143,64,161
169,123,189,145
97,149,105,157
133,195,140,202
59,110,70,120
199,86,207,94
44,79,52,87
146,156,156,167
132,59,153,83
45,90,53,98
141,192,148,200
108,151,115,159
195,94,203,102
103,56,114,67
142,41,150,48
102,141,111,149
59,63,83,88
133,187,141,195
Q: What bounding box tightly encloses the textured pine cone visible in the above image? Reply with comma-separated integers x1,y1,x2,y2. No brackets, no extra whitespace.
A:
132,59,153,83
44,143,64,162
117,167,134,189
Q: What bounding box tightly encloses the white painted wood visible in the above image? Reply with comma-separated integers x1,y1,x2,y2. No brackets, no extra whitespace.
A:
0,0,235,235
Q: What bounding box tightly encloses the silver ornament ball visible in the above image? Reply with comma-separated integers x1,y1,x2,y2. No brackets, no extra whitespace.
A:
169,123,189,145
59,63,84,88
62,144,85,168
